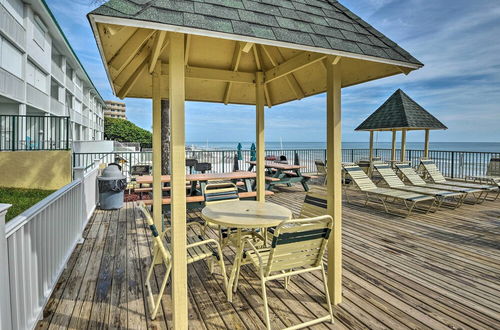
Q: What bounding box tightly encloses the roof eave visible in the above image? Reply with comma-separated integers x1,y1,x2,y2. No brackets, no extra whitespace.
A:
88,14,423,71
355,127,448,132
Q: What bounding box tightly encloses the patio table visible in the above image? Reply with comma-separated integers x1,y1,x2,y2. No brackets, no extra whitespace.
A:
201,200,292,302
247,161,312,191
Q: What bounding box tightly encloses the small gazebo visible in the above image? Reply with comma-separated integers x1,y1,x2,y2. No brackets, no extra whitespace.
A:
88,1,422,326
356,89,446,166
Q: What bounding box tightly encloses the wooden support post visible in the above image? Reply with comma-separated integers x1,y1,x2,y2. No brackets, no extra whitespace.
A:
152,61,162,235
369,130,374,176
325,56,342,305
169,32,188,329
424,129,430,159
401,129,407,162
391,130,397,164
256,71,265,202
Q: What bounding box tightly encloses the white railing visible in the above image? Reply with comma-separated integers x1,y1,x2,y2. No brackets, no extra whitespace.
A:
0,163,100,330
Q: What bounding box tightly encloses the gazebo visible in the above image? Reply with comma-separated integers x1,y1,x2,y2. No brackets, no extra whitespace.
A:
88,1,422,327
355,89,446,167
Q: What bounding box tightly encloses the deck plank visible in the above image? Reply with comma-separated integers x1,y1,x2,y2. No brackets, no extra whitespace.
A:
37,184,500,329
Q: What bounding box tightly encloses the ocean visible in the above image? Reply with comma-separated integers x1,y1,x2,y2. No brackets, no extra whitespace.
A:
187,141,500,153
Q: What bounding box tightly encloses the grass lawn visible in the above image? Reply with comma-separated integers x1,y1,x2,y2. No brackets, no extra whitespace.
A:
0,187,55,222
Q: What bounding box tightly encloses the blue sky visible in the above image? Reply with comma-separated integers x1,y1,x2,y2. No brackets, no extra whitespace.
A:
47,0,500,143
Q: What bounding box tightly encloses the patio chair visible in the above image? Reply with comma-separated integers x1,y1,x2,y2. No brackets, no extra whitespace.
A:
342,164,437,217
204,183,263,247
315,160,327,185
394,163,489,204
465,157,500,186
419,159,499,200
239,215,334,330
373,163,465,209
139,203,227,320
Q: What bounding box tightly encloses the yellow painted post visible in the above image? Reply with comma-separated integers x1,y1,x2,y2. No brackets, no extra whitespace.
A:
424,129,430,158
152,61,162,235
326,56,342,305
401,129,407,162
169,32,188,329
391,130,397,164
255,71,265,202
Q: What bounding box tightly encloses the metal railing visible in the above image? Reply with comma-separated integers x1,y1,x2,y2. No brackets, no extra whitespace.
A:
0,164,99,330
73,148,500,180
0,115,70,151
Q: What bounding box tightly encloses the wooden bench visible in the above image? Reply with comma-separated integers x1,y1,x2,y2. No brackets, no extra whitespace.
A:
135,181,245,194
265,176,280,182
142,190,274,206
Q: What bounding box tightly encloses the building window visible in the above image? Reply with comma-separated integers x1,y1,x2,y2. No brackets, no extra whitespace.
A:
66,66,73,81
33,15,47,50
3,0,24,25
26,61,47,92
0,37,23,77
75,76,82,89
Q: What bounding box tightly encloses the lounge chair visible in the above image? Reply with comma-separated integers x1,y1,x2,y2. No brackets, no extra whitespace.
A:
239,215,335,329
466,157,500,186
373,163,465,209
419,159,499,200
394,163,490,204
314,160,327,185
139,202,227,320
342,164,437,217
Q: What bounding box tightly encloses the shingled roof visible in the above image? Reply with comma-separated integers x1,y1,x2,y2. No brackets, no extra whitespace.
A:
355,89,447,131
90,0,422,68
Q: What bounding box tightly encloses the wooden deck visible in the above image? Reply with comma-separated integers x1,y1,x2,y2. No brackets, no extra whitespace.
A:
38,184,500,329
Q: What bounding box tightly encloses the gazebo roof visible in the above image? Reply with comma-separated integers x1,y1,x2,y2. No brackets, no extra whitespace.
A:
355,89,447,131
88,1,423,105
90,0,421,67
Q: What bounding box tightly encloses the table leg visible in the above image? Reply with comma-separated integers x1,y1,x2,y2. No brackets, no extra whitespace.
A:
190,180,197,196
227,229,243,302
297,169,309,191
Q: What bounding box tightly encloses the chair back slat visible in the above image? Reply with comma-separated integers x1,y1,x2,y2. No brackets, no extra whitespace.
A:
420,159,446,183
315,160,327,175
204,183,239,205
374,164,405,188
342,164,377,190
299,190,327,218
395,163,427,185
266,215,333,274
486,158,500,176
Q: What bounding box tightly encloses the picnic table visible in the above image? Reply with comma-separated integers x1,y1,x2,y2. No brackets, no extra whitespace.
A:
247,161,314,191
136,171,257,195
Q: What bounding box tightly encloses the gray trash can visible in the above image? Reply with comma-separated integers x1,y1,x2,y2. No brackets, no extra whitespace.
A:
98,163,126,209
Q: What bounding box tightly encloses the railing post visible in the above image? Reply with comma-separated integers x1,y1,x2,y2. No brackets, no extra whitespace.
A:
451,152,455,178
0,204,13,330
11,116,16,151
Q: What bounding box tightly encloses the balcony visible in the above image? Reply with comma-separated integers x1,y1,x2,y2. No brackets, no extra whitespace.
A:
51,60,65,84
66,79,74,93
0,3,26,49
0,67,24,101
50,97,65,116
26,84,49,111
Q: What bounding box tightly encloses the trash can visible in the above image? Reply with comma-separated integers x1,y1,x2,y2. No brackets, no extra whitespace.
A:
98,163,127,209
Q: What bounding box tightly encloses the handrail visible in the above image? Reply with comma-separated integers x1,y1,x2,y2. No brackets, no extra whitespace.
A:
5,179,80,238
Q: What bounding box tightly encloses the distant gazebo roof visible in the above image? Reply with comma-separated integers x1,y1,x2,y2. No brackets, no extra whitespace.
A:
355,89,447,131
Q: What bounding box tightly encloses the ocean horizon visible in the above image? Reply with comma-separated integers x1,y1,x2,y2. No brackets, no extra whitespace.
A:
187,141,500,153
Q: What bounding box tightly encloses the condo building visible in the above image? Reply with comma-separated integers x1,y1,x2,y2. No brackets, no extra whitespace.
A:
0,0,105,148
104,100,126,119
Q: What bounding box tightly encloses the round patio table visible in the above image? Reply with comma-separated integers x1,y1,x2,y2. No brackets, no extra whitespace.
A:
201,200,292,301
